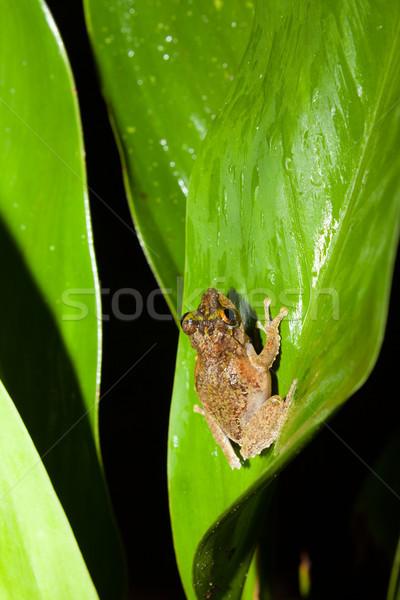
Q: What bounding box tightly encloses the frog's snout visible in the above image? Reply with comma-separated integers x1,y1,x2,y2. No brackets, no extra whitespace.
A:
180,311,196,335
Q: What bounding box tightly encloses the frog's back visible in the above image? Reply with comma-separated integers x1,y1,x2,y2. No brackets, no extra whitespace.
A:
195,354,268,443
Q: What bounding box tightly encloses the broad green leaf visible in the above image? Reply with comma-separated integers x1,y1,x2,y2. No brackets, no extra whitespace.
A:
0,1,124,597
0,380,98,599
168,1,400,597
83,0,254,319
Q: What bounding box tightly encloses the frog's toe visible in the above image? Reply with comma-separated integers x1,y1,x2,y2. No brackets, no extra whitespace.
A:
229,455,242,470
255,319,265,331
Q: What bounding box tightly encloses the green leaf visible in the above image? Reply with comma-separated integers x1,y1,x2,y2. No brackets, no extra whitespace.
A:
0,380,98,599
83,0,254,319
168,1,400,597
0,1,124,596
388,535,400,600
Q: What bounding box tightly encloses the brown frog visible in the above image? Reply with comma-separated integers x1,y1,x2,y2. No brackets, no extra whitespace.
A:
181,288,297,469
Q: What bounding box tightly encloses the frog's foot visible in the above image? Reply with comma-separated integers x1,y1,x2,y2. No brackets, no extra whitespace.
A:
285,378,297,407
240,379,297,460
264,297,272,326
268,305,288,330
194,404,242,470
255,298,272,334
256,300,288,368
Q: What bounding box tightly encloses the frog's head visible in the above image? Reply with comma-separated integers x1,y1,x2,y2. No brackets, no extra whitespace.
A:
180,288,246,351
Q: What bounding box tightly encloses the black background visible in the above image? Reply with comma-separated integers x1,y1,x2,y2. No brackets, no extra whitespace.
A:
45,3,399,599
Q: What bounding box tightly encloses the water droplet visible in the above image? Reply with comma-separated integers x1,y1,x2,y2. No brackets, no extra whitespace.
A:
310,173,323,187
128,50,134,57
163,54,170,60
312,90,319,103
178,178,188,195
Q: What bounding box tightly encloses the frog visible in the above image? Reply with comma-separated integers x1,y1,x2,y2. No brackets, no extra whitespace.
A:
181,288,297,469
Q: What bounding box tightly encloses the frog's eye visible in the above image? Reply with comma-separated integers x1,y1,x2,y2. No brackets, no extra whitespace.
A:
220,308,238,327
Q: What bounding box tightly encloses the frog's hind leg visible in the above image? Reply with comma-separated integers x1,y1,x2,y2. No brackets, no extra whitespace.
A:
194,404,242,470
240,379,297,460
251,298,288,370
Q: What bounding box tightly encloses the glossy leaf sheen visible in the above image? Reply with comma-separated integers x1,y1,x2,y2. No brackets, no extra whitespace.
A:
0,1,124,597
168,2,400,598
0,381,98,599
83,0,254,319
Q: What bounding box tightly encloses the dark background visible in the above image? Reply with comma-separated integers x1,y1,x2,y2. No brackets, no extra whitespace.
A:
46,3,399,599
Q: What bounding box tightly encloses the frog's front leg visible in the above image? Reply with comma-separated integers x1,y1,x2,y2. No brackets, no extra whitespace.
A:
247,298,288,371
194,404,242,470
240,379,297,460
